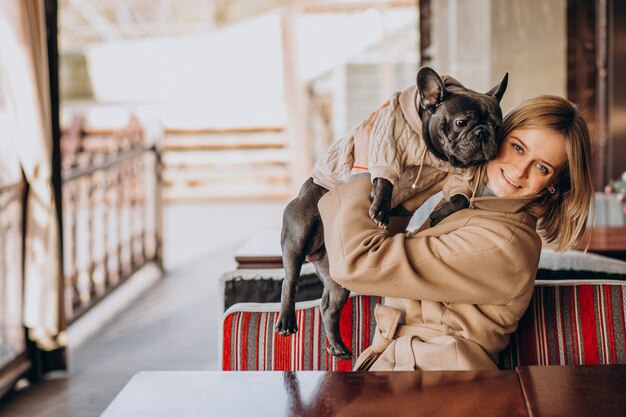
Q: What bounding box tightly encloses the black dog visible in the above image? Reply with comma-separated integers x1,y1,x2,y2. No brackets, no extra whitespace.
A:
276,67,508,359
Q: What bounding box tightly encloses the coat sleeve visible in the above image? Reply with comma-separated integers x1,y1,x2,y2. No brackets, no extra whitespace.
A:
318,176,540,305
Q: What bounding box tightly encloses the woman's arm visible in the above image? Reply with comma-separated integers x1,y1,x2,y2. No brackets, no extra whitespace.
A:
319,177,540,305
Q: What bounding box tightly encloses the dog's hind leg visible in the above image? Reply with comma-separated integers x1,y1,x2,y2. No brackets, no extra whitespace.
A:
276,244,306,336
316,251,352,360
276,178,327,336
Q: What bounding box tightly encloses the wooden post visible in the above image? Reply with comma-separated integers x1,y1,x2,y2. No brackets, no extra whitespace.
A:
43,0,67,373
596,0,609,187
419,0,432,66
378,3,394,103
281,3,311,196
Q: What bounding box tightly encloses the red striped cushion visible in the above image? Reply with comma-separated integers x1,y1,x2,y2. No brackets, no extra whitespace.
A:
500,283,626,368
223,283,626,370
222,295,380,371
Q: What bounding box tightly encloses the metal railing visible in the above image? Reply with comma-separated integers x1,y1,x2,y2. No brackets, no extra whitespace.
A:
61,115,163,323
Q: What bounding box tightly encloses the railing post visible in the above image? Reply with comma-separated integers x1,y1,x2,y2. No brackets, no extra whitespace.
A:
153,143,164,273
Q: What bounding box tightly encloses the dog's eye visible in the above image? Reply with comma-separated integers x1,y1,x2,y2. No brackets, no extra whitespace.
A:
455,119,468,128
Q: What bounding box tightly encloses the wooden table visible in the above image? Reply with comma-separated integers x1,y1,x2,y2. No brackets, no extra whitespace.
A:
575,226,626,261
235,227,283,269
517,365,626,417
236,226,626,269
101,366,626,417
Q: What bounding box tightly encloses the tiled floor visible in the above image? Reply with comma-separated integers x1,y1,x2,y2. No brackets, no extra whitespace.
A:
0,200,286,417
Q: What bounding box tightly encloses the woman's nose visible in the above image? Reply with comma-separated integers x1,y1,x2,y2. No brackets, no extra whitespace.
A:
513,159,530,178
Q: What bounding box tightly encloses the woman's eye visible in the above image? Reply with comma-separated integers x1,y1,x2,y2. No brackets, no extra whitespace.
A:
512,144,523,153
455,119,467,128
536,164,548,174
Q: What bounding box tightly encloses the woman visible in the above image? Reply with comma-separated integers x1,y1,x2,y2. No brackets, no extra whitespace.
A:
318,95,594,371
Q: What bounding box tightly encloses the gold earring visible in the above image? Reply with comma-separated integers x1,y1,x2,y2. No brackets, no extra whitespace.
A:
547,186,556,194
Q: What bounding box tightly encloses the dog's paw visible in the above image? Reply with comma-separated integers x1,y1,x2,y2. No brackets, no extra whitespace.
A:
430,194,469,226
328,344,352,361
369,207,390,229
275,311,298,336
429,209,447,227
369,178,393,228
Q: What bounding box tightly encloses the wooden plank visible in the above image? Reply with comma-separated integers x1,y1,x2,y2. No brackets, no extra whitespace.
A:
163,160,288,170
163,175,290,188
162,149,291,167
162,167,290,184
164,143,286,151
163,162,290,174
165,126,284,134
163,183,291,201
163,132,286,150
302,0,417,13
163,190,291,202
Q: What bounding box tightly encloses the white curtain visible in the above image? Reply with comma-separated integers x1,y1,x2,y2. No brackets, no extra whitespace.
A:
0,0,64,350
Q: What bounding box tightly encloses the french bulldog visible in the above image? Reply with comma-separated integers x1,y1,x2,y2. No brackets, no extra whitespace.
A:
276,67,508,360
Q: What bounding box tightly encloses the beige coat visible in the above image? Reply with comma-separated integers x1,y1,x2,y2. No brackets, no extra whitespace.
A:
318,171,542,371
310,86,474,207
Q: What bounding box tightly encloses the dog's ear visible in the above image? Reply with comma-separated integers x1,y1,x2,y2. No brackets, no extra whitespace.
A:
485,73,509,103
417,67,446,113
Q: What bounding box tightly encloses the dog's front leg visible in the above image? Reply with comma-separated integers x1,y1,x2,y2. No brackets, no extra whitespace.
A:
429,194,469,226
369,177,394,228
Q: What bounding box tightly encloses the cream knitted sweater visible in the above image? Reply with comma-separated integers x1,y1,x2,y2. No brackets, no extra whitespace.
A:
310,86,475,208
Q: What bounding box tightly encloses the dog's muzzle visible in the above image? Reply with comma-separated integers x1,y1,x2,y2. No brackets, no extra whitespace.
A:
451,126,496,165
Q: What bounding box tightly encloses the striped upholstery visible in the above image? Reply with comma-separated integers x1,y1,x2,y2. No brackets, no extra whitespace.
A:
499,283,626,368
222,295,380,371
222,273,626,371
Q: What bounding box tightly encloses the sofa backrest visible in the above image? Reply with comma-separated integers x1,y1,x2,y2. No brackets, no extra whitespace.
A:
500,282,626,368
222,295,379,371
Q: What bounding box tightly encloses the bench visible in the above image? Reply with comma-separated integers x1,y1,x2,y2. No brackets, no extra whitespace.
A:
220,249,626,371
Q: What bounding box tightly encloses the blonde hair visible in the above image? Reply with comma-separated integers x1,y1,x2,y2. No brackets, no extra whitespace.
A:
501,95,594,252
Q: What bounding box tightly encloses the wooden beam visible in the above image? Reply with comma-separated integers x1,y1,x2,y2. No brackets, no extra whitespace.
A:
281,4,311,195
302,0,417,13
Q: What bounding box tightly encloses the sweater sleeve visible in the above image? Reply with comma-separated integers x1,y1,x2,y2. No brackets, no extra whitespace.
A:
442,168,476,200
318,176,540,305
367,94,403,184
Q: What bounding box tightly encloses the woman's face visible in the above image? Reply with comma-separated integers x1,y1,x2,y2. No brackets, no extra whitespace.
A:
485,128,568,197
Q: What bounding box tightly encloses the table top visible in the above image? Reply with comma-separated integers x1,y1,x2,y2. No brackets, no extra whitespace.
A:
101,366,626,417
517,365,626,417
235,227,283,269
236,226,626,268
574,226,626,259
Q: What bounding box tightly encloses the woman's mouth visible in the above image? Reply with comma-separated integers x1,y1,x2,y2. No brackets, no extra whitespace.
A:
501,169,522,188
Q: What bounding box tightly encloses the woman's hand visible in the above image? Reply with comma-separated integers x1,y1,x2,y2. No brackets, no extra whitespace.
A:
350,110,379,176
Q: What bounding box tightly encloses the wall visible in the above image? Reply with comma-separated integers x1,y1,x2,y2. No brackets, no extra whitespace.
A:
428,0,567,114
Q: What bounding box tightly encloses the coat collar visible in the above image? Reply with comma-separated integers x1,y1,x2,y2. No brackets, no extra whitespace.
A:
469,195,538,214
469,165,539,214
